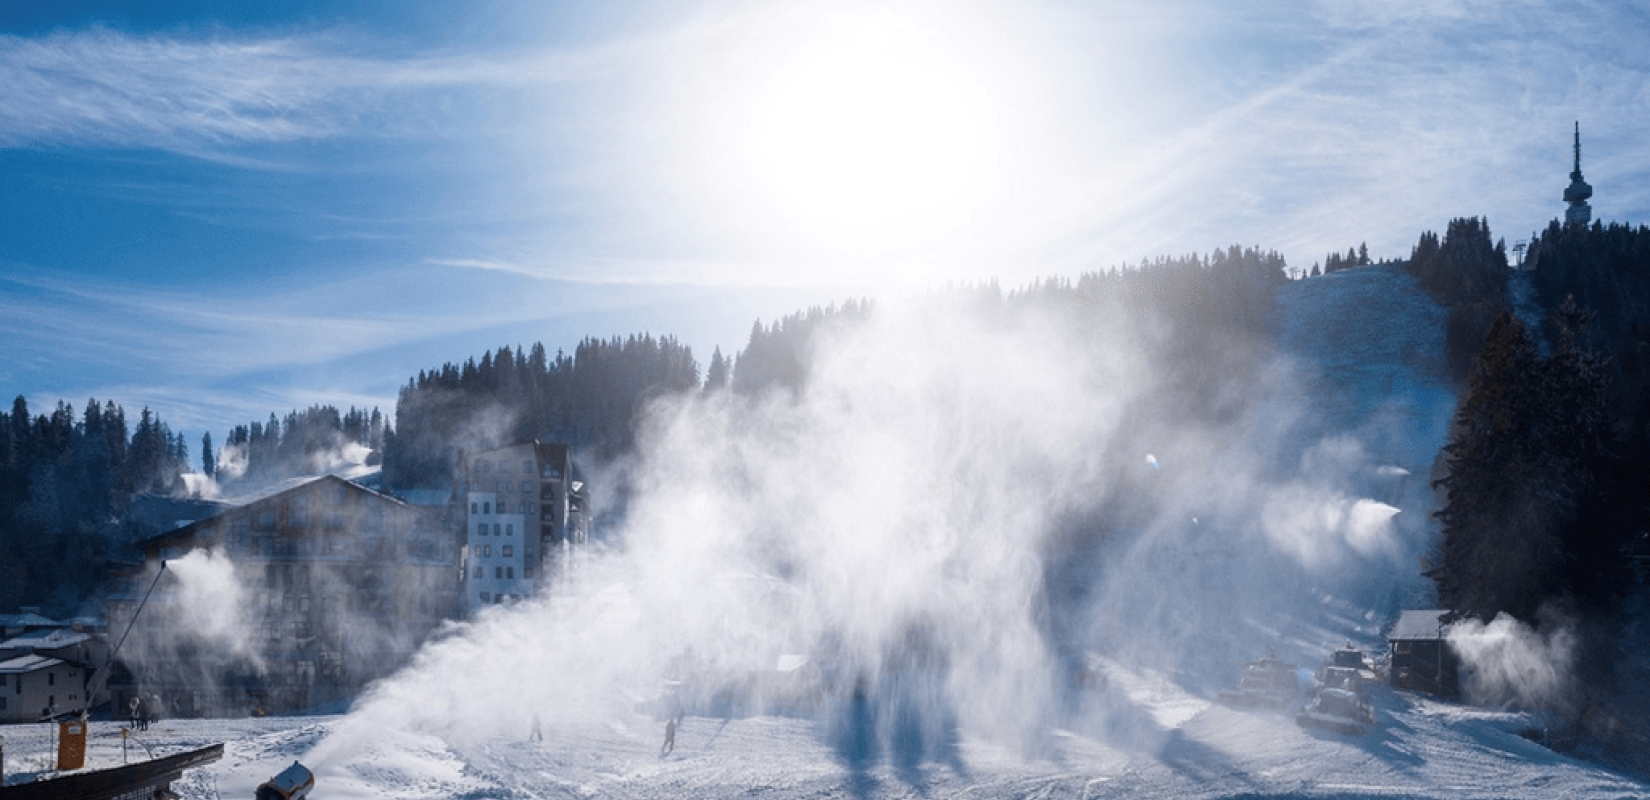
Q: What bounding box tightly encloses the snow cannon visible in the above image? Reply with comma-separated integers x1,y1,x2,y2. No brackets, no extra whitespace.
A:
255,760,314,800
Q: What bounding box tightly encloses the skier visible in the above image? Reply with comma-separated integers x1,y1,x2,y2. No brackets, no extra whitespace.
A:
661,717,676,755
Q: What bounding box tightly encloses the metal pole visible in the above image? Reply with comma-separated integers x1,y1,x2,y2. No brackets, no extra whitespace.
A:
85,561,169,721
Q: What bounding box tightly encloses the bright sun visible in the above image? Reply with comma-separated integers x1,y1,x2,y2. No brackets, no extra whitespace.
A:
737,25,1000,246
681,4,1017,261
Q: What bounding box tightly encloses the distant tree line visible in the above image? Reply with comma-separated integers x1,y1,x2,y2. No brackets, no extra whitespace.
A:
217,405,388,487
0,397,188,612
1305,242,1373,277
383,335,698,490
728,246,1289,419
728,300,874,396
376,246,1287,500
1404,217,1511,381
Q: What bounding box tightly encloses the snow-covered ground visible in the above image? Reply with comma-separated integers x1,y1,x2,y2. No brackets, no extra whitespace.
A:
4,681,1644,799
9,263,1646,799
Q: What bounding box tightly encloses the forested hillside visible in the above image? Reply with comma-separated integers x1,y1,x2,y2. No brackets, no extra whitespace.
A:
0,398,189,612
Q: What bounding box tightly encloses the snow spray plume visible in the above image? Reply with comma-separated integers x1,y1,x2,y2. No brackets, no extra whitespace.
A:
120,549,265,711
1448,610,1579,718
312,291,1150,767
313,280,1437,771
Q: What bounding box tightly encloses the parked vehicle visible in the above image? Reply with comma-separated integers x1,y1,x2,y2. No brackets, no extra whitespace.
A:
1217,655,1300,711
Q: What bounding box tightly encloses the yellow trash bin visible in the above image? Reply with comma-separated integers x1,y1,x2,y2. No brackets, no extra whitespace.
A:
57,721,87,770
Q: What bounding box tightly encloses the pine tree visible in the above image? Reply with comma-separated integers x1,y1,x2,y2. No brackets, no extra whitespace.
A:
202,431,216,479
1432,312,1557,621
1431,302,1622,621
704,347,730,392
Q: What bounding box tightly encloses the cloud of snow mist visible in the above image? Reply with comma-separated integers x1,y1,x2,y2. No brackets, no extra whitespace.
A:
312,287,1430,771
312,293,1150,765
164,548,264,665
1448,611,1579,717
1258,437,1404,570
198,433,377,501
120,549,266,702
214,441,250,483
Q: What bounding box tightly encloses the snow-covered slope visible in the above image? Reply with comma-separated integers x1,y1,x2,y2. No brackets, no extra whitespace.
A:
4,689,1643,799
9,264,1645,799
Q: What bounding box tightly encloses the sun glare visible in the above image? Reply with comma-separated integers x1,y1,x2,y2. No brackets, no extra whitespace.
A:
737,25,1001,247
665,3,1045,267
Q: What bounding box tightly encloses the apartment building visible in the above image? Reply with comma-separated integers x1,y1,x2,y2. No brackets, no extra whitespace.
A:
460,441,587,612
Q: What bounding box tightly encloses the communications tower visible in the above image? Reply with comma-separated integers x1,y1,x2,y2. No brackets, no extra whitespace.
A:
1564,121,1592,226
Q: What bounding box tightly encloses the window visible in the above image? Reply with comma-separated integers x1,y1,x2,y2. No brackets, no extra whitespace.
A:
470,502,478,514
477,523,488,536
521,481,531,493
506,567,514,579
48,672,55,686
484,545,492,557
500,459,511,473
524,565,534,578
523,460,533,473
473,566,483,580
505,523,513,536
494,524,501,536
483,502,490,515
495,566,503,579
503,545,514,557
481,461,491,473
480,592,491,603
473,545,482,557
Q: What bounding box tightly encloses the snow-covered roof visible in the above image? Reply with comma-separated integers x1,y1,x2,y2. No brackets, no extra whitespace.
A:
0,611,65,630
397,489,454,506
0,653,65,673
1,628,92,651
1388,609,1450,641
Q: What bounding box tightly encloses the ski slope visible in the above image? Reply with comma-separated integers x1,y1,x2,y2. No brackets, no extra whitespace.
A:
3,685,1644,800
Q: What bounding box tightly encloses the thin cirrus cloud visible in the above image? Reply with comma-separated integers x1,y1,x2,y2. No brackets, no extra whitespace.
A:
0,27,603,155
0,267,438,384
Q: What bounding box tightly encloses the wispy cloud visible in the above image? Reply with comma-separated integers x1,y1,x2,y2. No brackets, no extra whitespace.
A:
426,257,545,278
0,27,607,155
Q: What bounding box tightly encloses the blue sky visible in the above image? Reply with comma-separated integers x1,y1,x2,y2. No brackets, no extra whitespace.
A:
3,0,1648,453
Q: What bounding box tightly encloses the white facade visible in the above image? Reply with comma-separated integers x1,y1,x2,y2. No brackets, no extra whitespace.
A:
0,654,87,722
460,441,583,613
463,488,535,607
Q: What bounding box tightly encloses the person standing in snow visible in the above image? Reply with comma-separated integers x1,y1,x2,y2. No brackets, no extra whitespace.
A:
661,717,676,755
